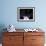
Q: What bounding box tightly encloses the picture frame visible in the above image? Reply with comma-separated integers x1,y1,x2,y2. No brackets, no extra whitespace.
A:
17,7,35,22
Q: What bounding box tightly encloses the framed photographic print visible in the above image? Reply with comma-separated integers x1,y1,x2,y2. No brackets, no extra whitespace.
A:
17,7,35,22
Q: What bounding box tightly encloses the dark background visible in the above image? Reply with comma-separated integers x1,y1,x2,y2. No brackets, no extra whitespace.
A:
20,9,33,19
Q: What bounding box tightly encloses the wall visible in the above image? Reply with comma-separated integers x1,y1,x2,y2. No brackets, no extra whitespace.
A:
0,0,46,30
0,0,46,44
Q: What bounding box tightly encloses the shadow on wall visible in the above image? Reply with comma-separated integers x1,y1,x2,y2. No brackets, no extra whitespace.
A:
0,24,7,43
